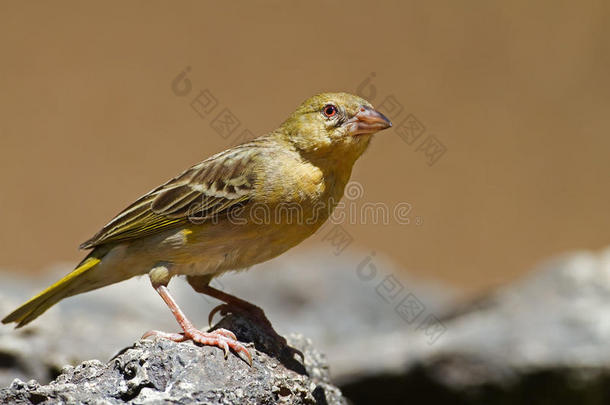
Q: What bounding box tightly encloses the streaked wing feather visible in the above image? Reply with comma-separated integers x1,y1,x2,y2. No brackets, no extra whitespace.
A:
80,144,262,249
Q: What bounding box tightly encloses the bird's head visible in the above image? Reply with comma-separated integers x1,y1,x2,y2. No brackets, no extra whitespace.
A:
279,92,392,160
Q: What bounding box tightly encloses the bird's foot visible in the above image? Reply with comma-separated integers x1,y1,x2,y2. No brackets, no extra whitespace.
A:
142,327,252,365
208,302,270,328
208,303,304,361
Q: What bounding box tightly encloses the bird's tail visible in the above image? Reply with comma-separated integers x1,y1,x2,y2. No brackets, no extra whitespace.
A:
2,249,108,328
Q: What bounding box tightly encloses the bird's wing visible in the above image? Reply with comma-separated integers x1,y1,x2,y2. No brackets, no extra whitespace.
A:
80,145,264,249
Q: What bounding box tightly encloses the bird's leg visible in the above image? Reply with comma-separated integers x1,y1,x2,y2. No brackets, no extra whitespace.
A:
187,276,303,360
187,276,271,327
142,267,252,365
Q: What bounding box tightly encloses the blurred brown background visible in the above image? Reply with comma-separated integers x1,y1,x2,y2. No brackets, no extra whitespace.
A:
0,1,608,294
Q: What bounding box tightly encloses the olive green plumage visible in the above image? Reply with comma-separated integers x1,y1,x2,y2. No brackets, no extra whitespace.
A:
2,92,391,328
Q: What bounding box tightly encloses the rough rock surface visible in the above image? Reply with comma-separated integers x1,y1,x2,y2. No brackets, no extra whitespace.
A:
0,251,455,388
5,247,610,404
0,314,345,404
340,249,610,404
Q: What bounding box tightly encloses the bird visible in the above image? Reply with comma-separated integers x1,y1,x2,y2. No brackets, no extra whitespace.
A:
2,92,392,364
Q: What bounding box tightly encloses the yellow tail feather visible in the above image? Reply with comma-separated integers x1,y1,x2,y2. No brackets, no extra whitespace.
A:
2,256,101,328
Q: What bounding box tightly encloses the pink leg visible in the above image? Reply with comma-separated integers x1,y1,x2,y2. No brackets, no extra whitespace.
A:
142,285,252,365
201,285,273,328
187,279,303,361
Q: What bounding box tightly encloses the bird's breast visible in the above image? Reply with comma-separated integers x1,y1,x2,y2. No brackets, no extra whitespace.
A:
140,152,355,277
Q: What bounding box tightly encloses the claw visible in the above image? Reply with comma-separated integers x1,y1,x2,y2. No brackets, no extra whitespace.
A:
284,346,305,362
142,330,156,339
205,300,289,367
208,301,268,327
237,346,253,366
150,284,251,364
142,330,187,342
219,340,229,358
149,327,252,365
208,304,229,326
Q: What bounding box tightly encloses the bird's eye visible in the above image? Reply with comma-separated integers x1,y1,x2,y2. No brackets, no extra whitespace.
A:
323,104,338,118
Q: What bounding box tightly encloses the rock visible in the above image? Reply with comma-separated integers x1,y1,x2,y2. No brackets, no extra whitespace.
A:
5,247,610,403
0,251,456,388
0,313,346,405
339,248,610,404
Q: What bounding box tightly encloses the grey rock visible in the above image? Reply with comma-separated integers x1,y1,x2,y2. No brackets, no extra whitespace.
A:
0,250,456,388
5,246,610,403
0,313,346,405
340,248,610,404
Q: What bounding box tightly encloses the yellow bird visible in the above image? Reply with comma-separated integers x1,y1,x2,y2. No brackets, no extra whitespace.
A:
2,92,392,364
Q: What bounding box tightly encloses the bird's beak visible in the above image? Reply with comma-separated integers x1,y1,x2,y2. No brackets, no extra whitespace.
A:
346,106,392,136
